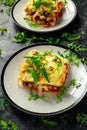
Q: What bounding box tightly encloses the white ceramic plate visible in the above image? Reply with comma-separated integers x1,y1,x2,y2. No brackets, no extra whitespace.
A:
1,44,87,116
11,0,77,33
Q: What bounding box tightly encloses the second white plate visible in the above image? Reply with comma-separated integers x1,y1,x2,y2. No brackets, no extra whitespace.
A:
11,0,77,33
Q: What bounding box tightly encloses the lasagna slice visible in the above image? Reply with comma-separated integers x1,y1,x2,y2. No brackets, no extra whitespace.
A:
18,49,69,94
24,0,65,27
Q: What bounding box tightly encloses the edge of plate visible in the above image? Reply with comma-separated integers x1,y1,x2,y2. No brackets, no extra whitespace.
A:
11,0,77,33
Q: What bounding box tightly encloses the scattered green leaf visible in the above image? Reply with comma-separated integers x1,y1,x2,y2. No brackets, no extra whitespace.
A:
58,49,81,66
41,118,57,126
66,42,87,52
0,8,3,12
6,7,11,16
70,79,81,88
0,99,9,109
61,32,81,41
28,67,38,84
25,50,50,83
29,90,46,100
56,86,67,102
24,18,40,27
0,0,16,6
0,28,8,35
0,49,2,56
0,119,18,130
76,113,87,124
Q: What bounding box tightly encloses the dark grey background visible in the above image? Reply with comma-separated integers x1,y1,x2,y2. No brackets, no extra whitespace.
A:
0,0,87,129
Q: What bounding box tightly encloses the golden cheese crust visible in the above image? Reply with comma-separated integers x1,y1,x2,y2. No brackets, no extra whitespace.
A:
18,49,69,94
24,0,65,27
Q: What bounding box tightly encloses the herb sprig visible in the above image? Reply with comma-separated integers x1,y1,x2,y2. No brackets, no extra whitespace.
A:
41,118,57,126
29,90,46,100
25,50,50,83
70,79,81,88
76,113,87,124
13,32,81,45
0,28,8,35
0,49,2,56
56,86,67,102
24,18,40,27
0,120,18,130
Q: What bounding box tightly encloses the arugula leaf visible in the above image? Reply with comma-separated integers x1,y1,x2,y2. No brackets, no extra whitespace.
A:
0,49,2,56
27,67,38,84
0,8,3,12
0,99,9,109
56,86,67,102
76,113,87,124
6,7,11,16
32,0,54,10
70,79,81,88
24,18,40,27
66,42,87,52
0,28,8,35
25,51,50,83
40,67,50,82
29,90,46,100
41,118,57,126
0,120,18,130
0,91,3,96
61,32,81,41
58,49,81,66
1,0,16,6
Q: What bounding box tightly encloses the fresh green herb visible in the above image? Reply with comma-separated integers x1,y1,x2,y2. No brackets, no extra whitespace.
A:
0,119,18,130
80,57,87,64
40,67,50,82
43,49,53,56
0,99,9,109
0,49,2,56
25,51,50,83
56,86,67,102
13,32,30,43
6,7,11,16
76,113,87,124
28,68,38,84
0,28,8,35
61,32,81,41
0,91,3,96
58,50,81,66
29,90,46,100
32,0,54,10
41,118,57,126
64,50,81,66
13,32,81,45
13,32,60,45
70,79,81,88
0,8,3,12
24,18,40,27
0,0,16,6
66,42,87,52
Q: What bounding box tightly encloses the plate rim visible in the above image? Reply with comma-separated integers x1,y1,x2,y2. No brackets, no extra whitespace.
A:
11,0,77,33
1,43,87,116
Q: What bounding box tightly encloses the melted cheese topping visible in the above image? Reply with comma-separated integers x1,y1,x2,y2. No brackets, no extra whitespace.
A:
18,49,69,87
24,0,65,27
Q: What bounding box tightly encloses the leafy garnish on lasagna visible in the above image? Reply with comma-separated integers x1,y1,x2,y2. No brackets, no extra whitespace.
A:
18,49,69,94
24,0,66,27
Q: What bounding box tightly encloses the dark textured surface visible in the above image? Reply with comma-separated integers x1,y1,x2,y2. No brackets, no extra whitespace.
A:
0,0,87,130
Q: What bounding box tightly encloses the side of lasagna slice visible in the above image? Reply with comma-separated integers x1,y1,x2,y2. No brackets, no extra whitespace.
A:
18,49,69,94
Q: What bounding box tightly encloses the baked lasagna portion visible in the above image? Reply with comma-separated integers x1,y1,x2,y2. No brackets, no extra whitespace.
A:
18,49,69,94
24,0,65,27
